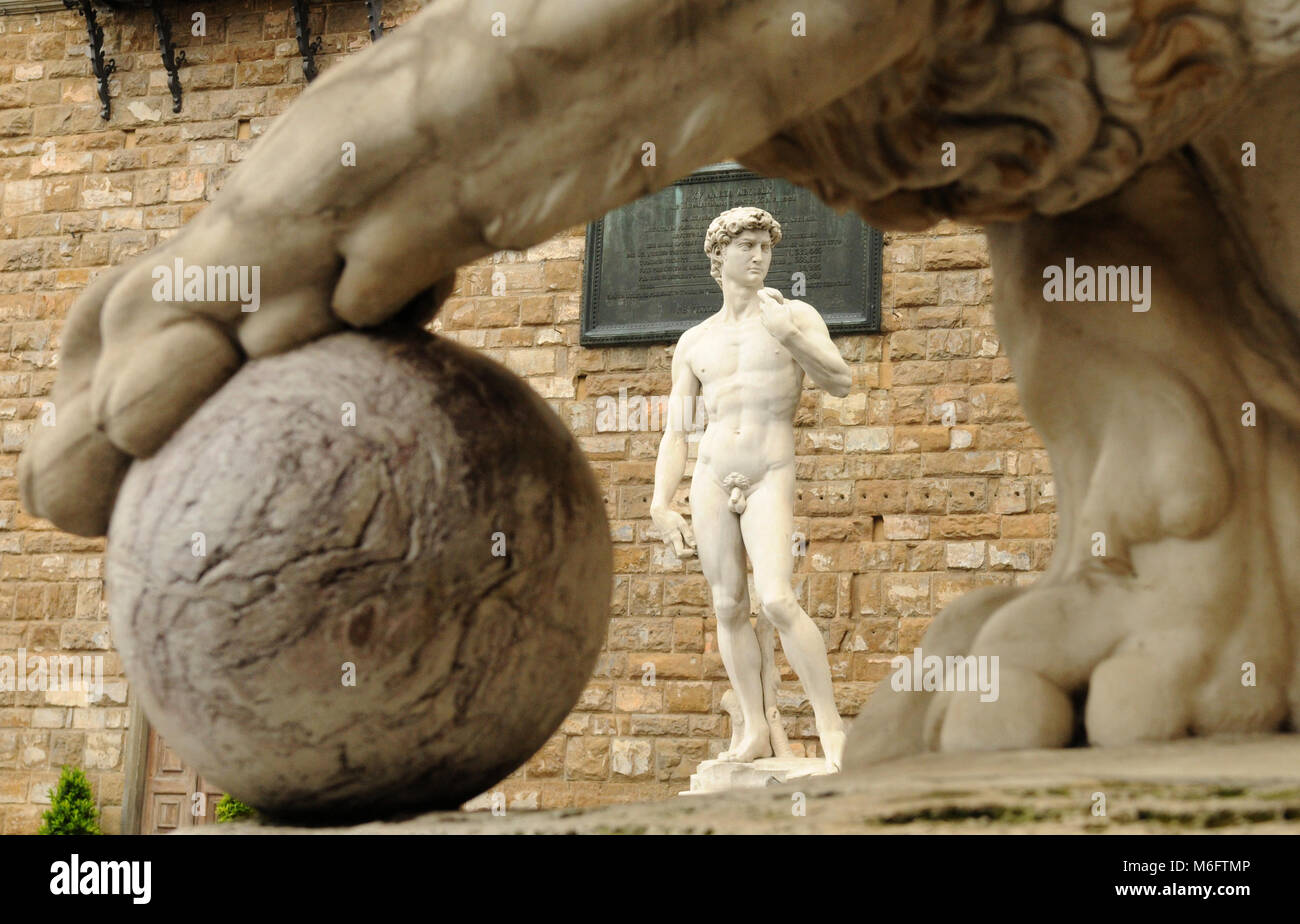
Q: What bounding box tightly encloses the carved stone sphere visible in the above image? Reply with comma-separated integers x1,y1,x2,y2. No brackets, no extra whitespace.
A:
106,330,612,823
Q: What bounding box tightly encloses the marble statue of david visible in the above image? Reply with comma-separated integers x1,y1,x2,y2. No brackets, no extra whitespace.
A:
651,206,852,771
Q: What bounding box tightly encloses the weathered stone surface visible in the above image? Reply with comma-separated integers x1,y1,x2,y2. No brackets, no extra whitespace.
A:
197,736,1300,834
106,330,612,822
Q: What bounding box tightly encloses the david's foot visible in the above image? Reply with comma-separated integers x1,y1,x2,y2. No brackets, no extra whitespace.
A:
719,732,773,763
819,728,846,772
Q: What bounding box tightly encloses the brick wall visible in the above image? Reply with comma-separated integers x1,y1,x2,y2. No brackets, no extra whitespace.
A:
0,0,1056,830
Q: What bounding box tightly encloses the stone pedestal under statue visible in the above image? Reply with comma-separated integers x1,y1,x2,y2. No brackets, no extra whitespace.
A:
683,757,833,795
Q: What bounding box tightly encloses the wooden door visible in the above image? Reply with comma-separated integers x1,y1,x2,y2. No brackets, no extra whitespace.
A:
139,726,226,834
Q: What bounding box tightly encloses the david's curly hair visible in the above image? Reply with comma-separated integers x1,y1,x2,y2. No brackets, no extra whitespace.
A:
704,206,782,288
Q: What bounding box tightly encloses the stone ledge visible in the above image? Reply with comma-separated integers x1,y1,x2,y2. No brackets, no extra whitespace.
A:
194,734,1300,834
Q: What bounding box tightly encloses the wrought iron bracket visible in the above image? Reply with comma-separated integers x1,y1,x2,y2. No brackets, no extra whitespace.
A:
149,0,185,113
365,0,383,42
59,0,387,116
64,0,116,120
291,0,323,82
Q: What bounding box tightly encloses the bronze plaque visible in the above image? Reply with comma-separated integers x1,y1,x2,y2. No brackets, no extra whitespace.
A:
580,162,882,346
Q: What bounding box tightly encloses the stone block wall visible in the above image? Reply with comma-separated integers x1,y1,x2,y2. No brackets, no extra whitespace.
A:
0,0,1055,830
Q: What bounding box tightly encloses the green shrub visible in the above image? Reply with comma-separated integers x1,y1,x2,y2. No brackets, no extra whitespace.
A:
215,794,257,823
38,766,102,835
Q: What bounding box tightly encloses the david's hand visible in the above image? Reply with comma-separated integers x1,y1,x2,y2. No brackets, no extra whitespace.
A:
651,505,697,559
757,287,798,342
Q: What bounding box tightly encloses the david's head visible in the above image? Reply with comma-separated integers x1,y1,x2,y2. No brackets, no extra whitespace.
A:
705,206,782,290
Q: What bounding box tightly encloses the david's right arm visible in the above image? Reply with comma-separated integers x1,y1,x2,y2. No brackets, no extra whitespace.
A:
652,341,700,514
651,339,701,557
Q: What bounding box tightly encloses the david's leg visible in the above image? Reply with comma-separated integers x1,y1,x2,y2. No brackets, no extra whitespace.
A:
740,468,846,770
691,470,771,762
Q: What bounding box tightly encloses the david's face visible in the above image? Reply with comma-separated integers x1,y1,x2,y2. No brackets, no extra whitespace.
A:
721,229,772,289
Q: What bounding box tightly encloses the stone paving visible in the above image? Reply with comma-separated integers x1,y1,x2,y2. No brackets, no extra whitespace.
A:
199,735,1300,834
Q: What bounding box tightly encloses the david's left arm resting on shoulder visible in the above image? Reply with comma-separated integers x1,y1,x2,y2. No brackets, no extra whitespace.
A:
776,300,853,397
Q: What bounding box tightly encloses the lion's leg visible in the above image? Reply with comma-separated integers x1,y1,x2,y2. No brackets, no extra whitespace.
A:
20,0,925,536
849,152,1300,765
844,583,1021,767
965,155,1296,750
